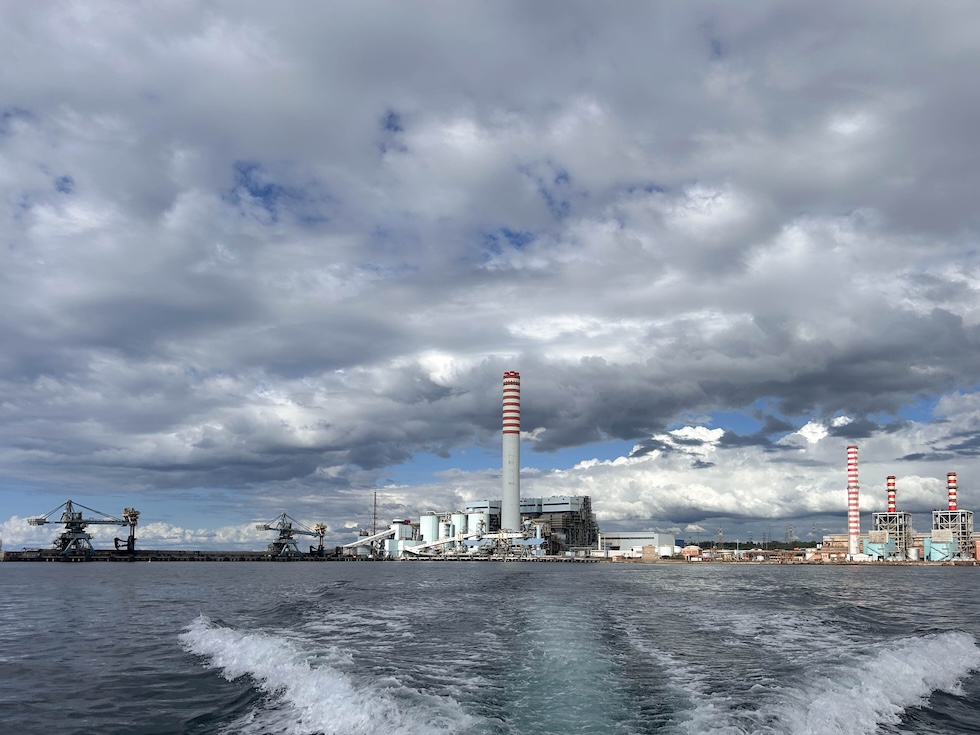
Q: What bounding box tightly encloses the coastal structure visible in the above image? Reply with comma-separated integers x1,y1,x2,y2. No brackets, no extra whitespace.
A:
26,500,139,557
501,371,522,532
839,445,979,562
868,475,913,560
929,472,974,561
255,513,327,557
847,444,860,556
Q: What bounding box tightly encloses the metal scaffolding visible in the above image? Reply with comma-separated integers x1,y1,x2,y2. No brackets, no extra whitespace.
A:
931,509,974,558
872,511,913,560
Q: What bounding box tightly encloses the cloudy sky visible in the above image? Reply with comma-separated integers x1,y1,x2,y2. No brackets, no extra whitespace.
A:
3,1,980,551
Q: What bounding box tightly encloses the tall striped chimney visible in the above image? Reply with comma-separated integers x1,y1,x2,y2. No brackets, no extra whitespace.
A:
847,445,860,556
948,472,958,511
501,371,521,532
887,475,897,512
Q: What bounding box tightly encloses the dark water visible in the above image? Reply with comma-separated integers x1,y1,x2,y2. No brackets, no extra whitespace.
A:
1,562,979,735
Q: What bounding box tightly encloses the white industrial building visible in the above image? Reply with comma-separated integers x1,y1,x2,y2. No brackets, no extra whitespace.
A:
597,531,677,559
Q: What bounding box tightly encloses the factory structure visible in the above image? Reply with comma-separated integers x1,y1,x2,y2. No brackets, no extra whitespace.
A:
342,371,601,559
821,444,978,562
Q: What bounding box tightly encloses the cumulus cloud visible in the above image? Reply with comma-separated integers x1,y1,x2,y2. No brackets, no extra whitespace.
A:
2,2,980,548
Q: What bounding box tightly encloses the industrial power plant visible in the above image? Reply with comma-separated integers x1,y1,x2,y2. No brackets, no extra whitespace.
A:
4,373,980,564
815,444,978,563
340,371,600,560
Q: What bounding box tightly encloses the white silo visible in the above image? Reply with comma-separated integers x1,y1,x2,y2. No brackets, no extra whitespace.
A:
468,510,487,537
420,513,439,543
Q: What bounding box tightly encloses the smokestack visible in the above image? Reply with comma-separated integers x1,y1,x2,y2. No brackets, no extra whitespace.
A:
948,472,958,511
501,371,521,532
887,475,897,513
847,445,860,556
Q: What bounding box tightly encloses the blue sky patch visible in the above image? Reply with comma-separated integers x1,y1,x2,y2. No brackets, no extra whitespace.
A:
519,160,579,220
54,175,75,194
483,226,535,255
899,396,940,422
227,161,331,226
0,107,34,135
378,109,407,154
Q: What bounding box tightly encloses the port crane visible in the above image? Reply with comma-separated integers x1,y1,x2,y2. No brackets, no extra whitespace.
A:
255,513,326,556
27,500,139,556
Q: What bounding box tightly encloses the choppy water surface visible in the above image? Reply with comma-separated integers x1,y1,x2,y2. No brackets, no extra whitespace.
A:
2,562,979,734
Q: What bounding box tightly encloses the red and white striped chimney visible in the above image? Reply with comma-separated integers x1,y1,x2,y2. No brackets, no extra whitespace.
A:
501,371,521,532
847,445,860,556
887,475,897,512
947,472,958,511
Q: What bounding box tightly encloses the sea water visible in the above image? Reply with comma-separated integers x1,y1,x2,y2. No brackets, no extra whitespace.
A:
1,562,978,734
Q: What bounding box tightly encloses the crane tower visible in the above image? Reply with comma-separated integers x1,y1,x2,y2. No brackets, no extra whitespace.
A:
256,513,327,557
28,500,139,556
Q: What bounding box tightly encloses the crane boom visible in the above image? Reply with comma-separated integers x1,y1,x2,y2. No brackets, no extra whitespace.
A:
27,500,138,556
256,513,327,556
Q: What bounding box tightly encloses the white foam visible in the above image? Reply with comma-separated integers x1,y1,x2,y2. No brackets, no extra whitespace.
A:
179,616,475,735
775,631,980,735
626,623,980,735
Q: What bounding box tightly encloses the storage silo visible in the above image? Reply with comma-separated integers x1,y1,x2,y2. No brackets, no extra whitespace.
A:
468,511,488,537
420,513,440,543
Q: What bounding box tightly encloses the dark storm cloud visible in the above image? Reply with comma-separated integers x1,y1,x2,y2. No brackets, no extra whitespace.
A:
717,431,773,449
828,418,884,440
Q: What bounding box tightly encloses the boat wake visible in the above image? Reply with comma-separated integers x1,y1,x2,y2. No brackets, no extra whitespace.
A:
179,616,474,735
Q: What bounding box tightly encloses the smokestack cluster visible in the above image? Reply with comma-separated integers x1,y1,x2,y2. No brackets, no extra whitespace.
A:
501,371,521,532
948,472,958,511
887,475,897,512
847,445,860,556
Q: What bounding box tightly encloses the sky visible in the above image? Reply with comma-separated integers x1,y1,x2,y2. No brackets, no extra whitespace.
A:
3,1,980,552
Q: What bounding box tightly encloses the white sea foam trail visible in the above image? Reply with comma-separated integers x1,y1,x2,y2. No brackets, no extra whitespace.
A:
179,616,474,735
775,631,980,735
662,631,980,735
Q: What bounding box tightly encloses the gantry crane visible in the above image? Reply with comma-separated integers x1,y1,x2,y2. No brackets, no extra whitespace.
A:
27,500,139,556
255,513,327,556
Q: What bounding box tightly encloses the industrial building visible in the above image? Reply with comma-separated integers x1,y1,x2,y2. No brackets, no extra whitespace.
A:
867,475,913,560
828,445,980,562
342,371,601,560
598,532,677,559
930,472,974,561
343,495,600,559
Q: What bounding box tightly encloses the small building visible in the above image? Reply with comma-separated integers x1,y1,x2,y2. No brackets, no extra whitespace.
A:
681,545,702,561
600,532,675,556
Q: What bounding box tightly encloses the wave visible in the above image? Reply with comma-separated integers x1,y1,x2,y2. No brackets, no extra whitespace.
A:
627,627,980,735
774,631,980,735
178,616,475,735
